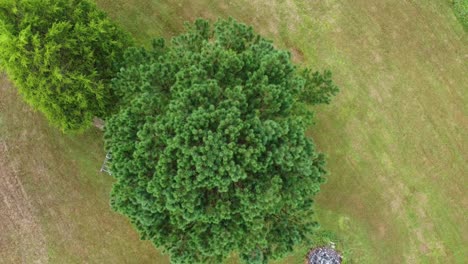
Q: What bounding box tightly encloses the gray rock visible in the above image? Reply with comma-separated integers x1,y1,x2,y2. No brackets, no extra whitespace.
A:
307,247,342,264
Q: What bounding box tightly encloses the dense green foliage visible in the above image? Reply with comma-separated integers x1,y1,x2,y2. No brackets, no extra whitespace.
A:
452,0,468,31
105,19,338,264
0,0,132,132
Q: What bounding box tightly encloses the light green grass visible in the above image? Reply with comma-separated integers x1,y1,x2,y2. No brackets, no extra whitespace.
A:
1,0,466,263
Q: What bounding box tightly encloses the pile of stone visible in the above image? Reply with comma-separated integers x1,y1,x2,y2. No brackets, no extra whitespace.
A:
306,247,342,264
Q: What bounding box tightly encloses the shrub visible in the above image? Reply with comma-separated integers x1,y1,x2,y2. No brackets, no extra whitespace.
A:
0,0,132,132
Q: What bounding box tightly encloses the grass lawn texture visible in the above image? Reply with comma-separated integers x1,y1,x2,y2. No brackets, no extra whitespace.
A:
1,0,466,263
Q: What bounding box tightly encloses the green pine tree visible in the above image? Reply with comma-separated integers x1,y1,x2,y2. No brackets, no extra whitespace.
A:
105,18,338,264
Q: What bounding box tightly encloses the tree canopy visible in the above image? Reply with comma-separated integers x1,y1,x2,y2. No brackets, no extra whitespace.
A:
105,19,338,264
0,0,132,132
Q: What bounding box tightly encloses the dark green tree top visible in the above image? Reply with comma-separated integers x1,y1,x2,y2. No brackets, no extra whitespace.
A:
105,19,338,264
0,0,132,132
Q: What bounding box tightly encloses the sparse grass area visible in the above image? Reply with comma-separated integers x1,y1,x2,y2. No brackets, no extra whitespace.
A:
1,0,466,263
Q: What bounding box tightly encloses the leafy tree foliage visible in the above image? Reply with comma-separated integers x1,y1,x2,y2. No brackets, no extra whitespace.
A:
0,0,132,132
105,19,338,264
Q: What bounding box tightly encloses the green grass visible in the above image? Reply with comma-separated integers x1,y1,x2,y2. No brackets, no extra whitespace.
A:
1,0,466,263
452,0,468,31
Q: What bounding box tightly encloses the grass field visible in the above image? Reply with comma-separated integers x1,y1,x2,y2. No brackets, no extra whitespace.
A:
1,0,467,263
